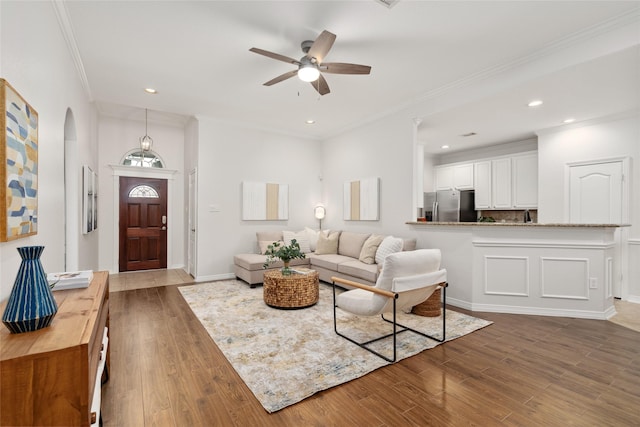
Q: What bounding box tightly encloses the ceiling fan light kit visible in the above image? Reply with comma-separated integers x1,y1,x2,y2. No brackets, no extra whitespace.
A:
298,62,320,82
250,30,371,96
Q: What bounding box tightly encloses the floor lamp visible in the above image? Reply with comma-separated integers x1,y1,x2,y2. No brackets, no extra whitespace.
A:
314,204,326,230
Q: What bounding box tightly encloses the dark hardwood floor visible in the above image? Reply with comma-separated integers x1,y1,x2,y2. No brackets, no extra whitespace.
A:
102,283,640,426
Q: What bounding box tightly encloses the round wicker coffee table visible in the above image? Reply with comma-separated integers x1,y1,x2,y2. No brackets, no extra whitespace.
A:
263,270,319,309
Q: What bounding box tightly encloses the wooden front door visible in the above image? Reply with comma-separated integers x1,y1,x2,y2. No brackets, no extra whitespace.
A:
119,177,168,272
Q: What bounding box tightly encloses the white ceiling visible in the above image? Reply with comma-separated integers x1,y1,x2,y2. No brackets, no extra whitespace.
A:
61,1,640,153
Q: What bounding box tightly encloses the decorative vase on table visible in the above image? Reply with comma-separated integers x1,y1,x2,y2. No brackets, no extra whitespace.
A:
2,246,58,334
282,260,292,276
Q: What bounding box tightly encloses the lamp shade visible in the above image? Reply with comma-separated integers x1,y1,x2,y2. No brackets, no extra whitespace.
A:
139,108,153,151
139,135,153,151
314,204,326,220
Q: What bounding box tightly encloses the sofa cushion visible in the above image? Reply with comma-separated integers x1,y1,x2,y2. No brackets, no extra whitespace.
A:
316,231,340,255
234,253,272,271
375,236,404,265
338,231,371,258
282,230,312,253
235,253,308,271
256,231,283,254
258,240,284,255
308,253,354,271
358,234,385,264
337,260,379,283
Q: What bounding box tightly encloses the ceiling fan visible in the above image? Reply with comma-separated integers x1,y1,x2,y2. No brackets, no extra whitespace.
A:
249,30,372,96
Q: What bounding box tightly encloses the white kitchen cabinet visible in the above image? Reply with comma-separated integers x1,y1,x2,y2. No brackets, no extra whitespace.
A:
492,158,512,209
435,163,474,191
474,161,491,209
453,163,474,190
445,152,537,210
434,166,454,191
512,153,538,208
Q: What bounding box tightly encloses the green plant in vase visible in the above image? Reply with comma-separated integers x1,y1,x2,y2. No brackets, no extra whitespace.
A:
263,239,306,276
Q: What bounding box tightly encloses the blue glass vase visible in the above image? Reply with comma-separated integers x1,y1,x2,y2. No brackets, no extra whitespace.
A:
2,246,58,334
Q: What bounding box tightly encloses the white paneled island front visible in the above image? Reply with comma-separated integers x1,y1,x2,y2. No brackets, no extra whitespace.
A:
407,222,625,319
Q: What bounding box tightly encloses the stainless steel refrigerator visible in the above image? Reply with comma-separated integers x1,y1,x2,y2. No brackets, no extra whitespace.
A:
423,190,476,222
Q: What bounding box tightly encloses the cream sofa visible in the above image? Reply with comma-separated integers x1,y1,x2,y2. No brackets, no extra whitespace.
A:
233,230,416,288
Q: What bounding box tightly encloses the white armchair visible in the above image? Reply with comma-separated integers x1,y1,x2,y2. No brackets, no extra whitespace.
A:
332,249,447,362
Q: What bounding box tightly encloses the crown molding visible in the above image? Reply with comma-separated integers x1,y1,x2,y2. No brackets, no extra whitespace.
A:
51,0,93,101
535,109,639,137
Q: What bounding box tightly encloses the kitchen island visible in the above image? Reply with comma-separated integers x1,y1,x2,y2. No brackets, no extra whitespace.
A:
406,221,627,319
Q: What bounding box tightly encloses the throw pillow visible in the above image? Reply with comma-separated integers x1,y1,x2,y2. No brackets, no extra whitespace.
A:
375,236,404,265
305,227,321,252
305,227,331,251
315,231,340,255
282,230,312,253
358,234,385,264
338,231,371,258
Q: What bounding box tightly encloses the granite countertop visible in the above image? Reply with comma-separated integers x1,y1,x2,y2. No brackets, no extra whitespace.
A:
406,221,629,228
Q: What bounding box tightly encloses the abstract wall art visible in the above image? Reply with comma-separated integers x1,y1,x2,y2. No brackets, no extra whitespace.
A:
1,79,38,242
343,177,379,221
242,181,288,220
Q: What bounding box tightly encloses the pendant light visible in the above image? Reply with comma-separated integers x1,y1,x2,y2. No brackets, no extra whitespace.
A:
139,108,153,152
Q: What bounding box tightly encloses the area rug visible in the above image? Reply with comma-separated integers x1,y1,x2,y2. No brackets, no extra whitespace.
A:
179,280,492,413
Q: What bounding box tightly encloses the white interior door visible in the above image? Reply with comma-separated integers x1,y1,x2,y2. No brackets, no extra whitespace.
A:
188,169,197,278
569,160,624,297
569,162,622,224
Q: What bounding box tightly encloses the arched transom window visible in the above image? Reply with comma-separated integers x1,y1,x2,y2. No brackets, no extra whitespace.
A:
122,150,165,168
128,185,159,198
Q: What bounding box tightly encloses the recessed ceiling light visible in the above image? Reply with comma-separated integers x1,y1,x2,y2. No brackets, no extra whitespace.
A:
305,119,315,125
441,145,450,149
144,88,157,94
527,100,543,107
563,118,575,124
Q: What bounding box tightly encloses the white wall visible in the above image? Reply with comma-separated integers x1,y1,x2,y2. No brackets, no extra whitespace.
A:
0,1,97,301
97,114,186,272
195,118,322,281
537,114,640,299
537,114,639,229
321,110,415,238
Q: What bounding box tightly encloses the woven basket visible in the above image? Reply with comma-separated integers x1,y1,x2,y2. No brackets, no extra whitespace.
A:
263,270,319,309
412,288,441,317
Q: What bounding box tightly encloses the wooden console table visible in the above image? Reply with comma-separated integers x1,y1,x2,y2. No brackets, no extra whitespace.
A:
1,271,110,426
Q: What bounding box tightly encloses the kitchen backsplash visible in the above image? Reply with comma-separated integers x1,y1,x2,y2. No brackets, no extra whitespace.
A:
478,210,538,223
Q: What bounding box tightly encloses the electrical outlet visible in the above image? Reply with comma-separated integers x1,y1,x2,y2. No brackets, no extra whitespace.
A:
589,278,597,289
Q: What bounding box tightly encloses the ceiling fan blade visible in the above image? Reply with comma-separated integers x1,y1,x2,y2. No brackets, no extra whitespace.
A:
249,47,300,65
307,30,336,64
263,70,298,86
310,74,330,96
321,62,372,75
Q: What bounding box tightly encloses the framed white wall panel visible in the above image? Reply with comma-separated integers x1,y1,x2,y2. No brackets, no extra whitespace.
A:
242,181,288,220
344,177,379,221
540,257,589,300
484,255,529,296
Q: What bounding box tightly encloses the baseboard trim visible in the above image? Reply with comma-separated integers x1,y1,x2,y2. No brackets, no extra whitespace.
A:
447,298,615,320
626,295,640,304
